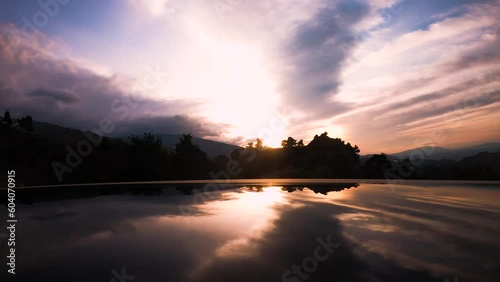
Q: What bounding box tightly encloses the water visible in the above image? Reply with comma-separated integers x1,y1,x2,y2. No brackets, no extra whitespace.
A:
1,181,500,281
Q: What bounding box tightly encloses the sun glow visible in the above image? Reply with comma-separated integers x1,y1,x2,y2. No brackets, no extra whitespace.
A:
185,23,280,143
329,125,346,139
151,186,287,260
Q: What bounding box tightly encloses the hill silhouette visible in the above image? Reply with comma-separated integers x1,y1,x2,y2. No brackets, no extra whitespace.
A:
388,143,500,161
134,133,241,158
1,111,499,186
12,120,241,158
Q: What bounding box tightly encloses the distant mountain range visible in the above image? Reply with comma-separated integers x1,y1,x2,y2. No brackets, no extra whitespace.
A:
26,120,241,157
361,143,500,162
152,133,241,157
413,151,500,180
358,143,500,180
390,143,500,161
11,119,500,161
30,120,93,145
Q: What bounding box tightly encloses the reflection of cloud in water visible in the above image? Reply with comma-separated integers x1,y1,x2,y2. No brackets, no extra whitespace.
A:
181,187,289,278
335,184,500,282
2,183,500,281
212,187,286,256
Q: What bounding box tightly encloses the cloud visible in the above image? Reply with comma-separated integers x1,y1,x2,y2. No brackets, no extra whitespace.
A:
113,115,231,137
0,24,231,138
322,1,500,151
2,1,499,151
371,68,500,119
275,1,371,119
126,0,190,24
26,87,79,104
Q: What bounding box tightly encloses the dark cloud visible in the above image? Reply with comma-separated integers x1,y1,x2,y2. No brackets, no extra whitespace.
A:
26,87,79,104
112,115,230,137
0,25,230,138
277,0,370,118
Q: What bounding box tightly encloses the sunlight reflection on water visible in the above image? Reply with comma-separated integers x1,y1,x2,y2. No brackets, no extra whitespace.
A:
2,182,499,281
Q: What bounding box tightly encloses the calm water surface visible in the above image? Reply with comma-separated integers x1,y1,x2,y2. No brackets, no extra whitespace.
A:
1,181,500,282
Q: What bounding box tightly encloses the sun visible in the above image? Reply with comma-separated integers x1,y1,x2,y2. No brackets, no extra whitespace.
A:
184,28,280,144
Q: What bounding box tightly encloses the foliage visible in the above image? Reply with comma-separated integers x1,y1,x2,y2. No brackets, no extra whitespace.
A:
19,115,34,132
2,110,495,185
173,133,209,179
364,154,392,178
2,110,13,126
281,136,297,148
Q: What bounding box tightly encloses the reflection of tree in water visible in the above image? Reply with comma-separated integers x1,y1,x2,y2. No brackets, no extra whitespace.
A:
246,186,264,192
282,186,305,193
11,184,182,205
129,186,163,196
175,185,197,195
281,183,359,195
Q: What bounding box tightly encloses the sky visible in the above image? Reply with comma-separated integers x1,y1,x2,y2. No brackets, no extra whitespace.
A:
0,0,499,154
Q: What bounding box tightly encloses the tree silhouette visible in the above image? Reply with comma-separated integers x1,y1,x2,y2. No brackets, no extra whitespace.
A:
364,154,391,178
129,133,163,151
19,115,34,132
126,133,169,180
255,138,263,150
175,133,200,155
281,137,297,148
4,112,498,185
304,133,361,177
230,148,241,160
2,110,13,126
174,133,209,179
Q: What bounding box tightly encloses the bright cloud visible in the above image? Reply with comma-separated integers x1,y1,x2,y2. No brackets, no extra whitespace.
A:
0,0,499,152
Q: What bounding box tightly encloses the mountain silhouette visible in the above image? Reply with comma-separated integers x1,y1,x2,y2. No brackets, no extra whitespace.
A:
152,133,241,157
12,119,240,157
389,143,500,161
